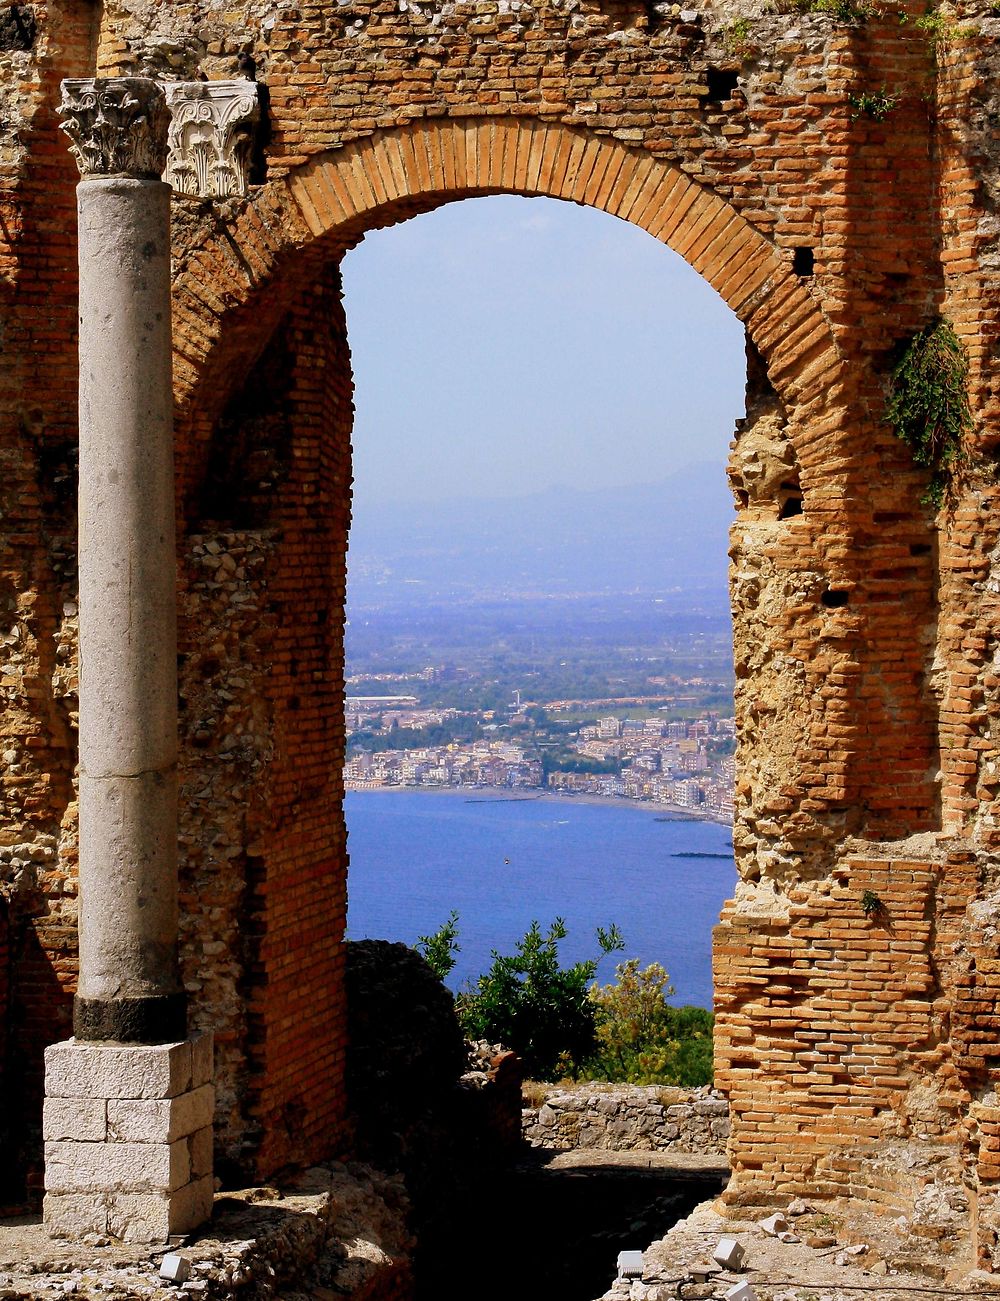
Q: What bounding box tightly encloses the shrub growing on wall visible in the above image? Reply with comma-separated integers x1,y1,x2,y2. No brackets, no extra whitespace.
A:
886,318,973,508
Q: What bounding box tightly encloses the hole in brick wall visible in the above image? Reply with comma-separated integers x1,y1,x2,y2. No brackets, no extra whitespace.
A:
792,247,815,278
821,589,849,609
910,542,932,556
705,67,739,105
778,493,803,519
198,322,295,528
248,81,271,186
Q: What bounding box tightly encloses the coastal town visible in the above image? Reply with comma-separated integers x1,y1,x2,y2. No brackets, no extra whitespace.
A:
344,694,735,822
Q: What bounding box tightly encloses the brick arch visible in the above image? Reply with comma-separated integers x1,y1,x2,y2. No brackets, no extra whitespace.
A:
173,117,846,490
285,119,842,415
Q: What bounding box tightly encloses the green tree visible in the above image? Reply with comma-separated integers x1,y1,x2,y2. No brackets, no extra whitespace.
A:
457,918,624,1079
416,910,461,982
583,959,714,1087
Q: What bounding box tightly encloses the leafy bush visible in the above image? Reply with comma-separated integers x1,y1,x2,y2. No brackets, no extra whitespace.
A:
581,959,714,1087
413,920,714,1086
886,319,973,507
456,918,624,1080
417,910,461,982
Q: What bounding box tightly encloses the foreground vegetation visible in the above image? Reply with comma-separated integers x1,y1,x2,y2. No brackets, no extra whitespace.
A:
417,915,714,1087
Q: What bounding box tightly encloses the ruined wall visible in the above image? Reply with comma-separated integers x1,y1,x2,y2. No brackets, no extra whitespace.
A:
5,0,1000,1268
174,263,356,1177
523,1084,729,1155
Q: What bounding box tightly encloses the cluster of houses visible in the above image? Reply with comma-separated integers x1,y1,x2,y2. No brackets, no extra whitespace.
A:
344,711,735,822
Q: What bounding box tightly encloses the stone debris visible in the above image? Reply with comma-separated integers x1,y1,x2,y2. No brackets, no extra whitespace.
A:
597,1199,1000,1301
713,1237,748,1271
157,1254,191,1283
0,1162,412,1299
617,1250,644,1279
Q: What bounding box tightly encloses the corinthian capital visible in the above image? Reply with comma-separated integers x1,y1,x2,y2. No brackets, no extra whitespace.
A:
164,81,261,199
59,78,169,180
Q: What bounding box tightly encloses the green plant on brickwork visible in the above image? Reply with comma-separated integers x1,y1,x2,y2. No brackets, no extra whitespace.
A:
776,0,880,22
886,319,973,509
861,889,886,919
900,4,966,46
723,17,755,55
848,87,899,121
807,0,881,20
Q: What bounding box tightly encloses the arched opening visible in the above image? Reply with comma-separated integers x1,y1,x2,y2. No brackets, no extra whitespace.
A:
168,116,942,1227
339,191,745,1296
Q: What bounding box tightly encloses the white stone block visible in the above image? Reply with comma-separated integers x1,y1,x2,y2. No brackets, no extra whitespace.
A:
713,1238,747,1271
44,1138,190,1194
617,1250,644,1279
45,1039,192,1101
43,1192,108,1238
724,1283,757,1301
43,1097,107,1142
105,1176,213,1244
759,1213,788,1237
159,1252,192,1282
188,1125,213,1180
191,1032,213,1088
107,1085,214,1143
107,1192,172,1244
169,1176,214,1235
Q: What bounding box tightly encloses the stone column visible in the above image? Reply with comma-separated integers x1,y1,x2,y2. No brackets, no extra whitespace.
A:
60,77,184,1045
43,78,213,1244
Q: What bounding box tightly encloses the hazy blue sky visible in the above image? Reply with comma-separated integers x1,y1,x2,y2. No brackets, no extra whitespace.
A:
341,194,747,504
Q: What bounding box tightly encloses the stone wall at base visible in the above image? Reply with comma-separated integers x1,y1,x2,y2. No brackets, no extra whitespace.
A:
43,1036,215,1244
523,1085,729,1155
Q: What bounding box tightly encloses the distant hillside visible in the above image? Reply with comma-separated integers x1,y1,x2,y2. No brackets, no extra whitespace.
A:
347,461,734,607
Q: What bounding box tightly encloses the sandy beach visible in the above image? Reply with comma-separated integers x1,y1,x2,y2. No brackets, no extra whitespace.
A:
343,781,733,827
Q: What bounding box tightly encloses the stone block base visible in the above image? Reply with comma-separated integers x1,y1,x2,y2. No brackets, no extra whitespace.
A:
43,1034,214,1243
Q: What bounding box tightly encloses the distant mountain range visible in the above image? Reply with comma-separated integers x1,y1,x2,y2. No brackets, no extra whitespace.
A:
347,461,734,607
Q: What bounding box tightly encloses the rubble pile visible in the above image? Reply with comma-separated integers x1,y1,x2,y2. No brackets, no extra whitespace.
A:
598,1199,1000,1301
0,1163,412,1300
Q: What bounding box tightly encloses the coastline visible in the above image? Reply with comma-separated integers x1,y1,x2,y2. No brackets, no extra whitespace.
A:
344,782,733,827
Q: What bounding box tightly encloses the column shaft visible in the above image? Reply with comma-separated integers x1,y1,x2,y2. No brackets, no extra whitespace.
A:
74,176,185,1043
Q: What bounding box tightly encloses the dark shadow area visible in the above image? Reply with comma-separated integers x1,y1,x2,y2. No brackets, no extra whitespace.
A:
416,1154,728,1301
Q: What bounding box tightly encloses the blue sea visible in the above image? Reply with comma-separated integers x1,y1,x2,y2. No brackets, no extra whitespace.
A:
345,789,737,1009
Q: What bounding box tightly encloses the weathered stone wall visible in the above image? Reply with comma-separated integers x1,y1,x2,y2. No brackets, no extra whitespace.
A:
523,1084,729,1154
5,0,1000,1271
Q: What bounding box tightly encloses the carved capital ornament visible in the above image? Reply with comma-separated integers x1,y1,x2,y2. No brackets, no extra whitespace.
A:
58,78,169,180
164,81,260,199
